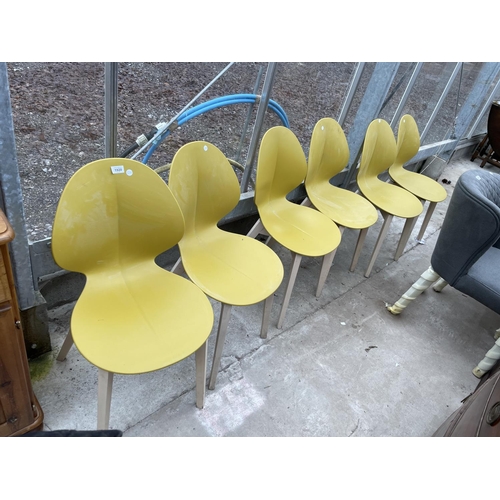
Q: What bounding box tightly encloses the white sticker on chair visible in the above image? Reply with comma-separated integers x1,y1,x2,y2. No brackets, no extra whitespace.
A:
126,169,133,176
111,165,125,174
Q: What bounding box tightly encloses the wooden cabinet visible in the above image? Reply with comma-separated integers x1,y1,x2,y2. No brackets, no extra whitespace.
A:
0,209,43,436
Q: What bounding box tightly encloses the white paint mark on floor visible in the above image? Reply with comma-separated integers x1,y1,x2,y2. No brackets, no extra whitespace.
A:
358,312,378,326
197,378,265,436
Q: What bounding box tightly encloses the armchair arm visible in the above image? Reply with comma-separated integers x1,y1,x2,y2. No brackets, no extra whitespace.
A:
431,170,500,286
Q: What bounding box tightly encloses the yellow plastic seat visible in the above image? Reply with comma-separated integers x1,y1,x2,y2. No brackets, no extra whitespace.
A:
52,158,214,430
388,114,447,241
248,126,342,329
305,117,379,272
168,141,284,390
357,119,423,277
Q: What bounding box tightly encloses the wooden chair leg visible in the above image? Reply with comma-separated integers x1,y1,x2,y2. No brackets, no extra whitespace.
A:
195,341,207,409
170,257,185,275
247,218,273,246
350,226,368,272
316,248,337,298
394,216,419,261
264,236,274,247
260,294,274,339
56,330,74,361
365,212,393,278
316,225,343,296
208,303,233,390
416,201,437,242
277,252,302,329
387,266,441,315
246,219,268,239
480,146,492,168
97,369,113,430
471,135,488,161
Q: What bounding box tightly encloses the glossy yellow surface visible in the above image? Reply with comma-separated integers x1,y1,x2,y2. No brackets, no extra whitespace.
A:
357,119,423,218
51,158,213,375
306,118,378,229
169,141,283,306
255,126,341,256
389,114,447,203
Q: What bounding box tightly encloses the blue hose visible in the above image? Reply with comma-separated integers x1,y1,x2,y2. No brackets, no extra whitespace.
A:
142,94,289,164
180,97,288,126
176,94,289,126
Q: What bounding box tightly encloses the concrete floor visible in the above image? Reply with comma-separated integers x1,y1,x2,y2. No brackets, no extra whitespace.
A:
28,156,500,436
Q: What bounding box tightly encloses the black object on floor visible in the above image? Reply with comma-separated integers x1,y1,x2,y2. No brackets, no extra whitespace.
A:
21,429,123,437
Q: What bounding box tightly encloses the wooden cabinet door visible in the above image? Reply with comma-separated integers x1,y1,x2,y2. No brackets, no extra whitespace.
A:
0,302,36,436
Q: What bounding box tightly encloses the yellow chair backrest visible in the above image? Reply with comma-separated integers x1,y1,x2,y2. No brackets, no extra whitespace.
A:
169,141,240,239
393,114,420,169
306,117,350,187
52,158,184,275
169,139,285,313
388,114,447,204
357,118,397,191
255,126,307,207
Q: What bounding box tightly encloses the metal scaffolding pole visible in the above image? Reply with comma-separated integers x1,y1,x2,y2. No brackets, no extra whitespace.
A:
0,63,36,311
419,63,462,144
390,63,423,128
105,62,118,158
0,63,51,358
341,63,400,188
338,63,366,127
240,63,278,193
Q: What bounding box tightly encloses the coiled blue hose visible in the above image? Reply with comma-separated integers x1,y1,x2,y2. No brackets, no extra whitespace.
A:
142,94,289,164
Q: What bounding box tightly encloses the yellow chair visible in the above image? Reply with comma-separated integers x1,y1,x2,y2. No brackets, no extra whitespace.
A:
388,114,447,241
52,158,214,430
357,119,423,278
168,141,284,390
248,126,342,329
305,117,379,272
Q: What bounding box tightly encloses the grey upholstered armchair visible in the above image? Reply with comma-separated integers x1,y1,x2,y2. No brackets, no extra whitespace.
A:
387,168,500,378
